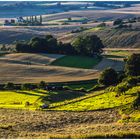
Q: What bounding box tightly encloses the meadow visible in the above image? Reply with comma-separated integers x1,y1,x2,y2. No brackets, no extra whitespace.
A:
51,55,101,69
0,85,140,138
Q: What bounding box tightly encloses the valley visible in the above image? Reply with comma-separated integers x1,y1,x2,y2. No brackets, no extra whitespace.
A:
0,1,140,139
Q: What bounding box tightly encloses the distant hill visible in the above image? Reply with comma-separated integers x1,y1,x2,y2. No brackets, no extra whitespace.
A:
90,28,140,48
62,27,140,48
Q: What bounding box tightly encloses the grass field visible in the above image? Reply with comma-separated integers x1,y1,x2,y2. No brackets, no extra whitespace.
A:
0,86,140,138
51,55,101,69
0,90,46,109
50,89,137,111
0,89,88,110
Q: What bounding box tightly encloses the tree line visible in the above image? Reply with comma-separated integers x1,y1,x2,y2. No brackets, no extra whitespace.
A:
98,53,140,86
15,34,104,56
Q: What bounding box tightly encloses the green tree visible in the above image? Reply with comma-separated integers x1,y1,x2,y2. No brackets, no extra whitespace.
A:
98,68,118,86
4,82,15,90
21,83,34,90
72,35,104,56
15,42,30,53
113,19,123,26
125,53,140,76
38,81,46,89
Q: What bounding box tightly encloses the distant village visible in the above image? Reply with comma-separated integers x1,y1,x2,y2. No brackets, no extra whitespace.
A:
4,15,43,26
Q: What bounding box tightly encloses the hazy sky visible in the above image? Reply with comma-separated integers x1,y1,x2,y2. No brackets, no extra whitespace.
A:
0,0,139,1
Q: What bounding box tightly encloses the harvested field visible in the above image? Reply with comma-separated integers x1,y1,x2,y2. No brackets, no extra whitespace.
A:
94,57,125,71
42,6,140,22
0,53,125,84
0,108,139,138
0,53,64,65
0,53,99,84
0,22,112,44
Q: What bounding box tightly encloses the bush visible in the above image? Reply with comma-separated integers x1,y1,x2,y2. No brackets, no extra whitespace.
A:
98,68,118,86
21,83,35,90
113,76,139,95
113,19,123,26
123,76,138,86
118,71,126,82
115,82,130,95
132,92,140,109
125,53,140,76
38,81,46,89
4,82,15,90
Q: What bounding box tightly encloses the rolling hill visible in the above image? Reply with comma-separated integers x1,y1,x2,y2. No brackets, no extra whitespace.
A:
0,52,124,84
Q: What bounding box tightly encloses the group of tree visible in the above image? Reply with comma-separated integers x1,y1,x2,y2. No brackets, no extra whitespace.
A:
1,81,47,91
98,53,140,86
15,34,104,56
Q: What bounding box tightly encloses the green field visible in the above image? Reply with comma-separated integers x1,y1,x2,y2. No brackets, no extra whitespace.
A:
50,86,140,122
51,55,101,69
0,89,87,110
50,89,136,111
0,86,140,122
0,90,46,109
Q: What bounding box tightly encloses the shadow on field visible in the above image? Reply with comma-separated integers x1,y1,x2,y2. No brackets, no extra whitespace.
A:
42,90,86,103
16,91,41,97
103,54,125,58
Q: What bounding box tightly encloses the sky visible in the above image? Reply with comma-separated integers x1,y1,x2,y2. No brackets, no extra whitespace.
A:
1,0,140,1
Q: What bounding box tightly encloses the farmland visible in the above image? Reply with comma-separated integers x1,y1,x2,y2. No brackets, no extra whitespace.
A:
51,55,101,69
0,85,140,138
0,1,140,139
0,3,140,46
2,108,139,139
0,50,128,84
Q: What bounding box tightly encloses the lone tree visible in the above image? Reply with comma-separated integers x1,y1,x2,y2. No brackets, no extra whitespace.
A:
38,81,46,89
72,34,104,56
125,53,140,76
98,67,118,86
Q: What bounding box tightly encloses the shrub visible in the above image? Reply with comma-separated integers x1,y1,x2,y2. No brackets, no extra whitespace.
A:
118,71,126,82
125,53,140,76
25,101,30,107
132,92,140,109
113,19,123,25
115,82,130,95
38,81,46,89
98,68,118,86
21,83,35,90
123,76,138,86
4,82,15,90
